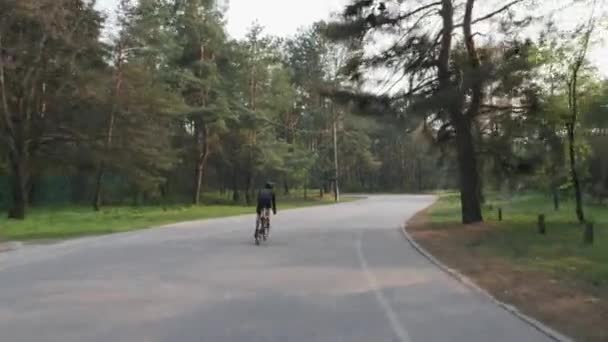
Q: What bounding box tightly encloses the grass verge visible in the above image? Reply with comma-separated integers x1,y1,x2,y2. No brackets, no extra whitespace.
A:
0,193,349,241
408,192,608,342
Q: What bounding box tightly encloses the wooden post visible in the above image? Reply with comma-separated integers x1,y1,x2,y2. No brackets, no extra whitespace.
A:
584,222,594,245
498,208,503,221
538,214,546,235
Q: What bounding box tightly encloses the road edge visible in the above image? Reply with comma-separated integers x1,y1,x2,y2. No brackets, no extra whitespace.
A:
400,219,573,342
0,241,23,254
0,197,365,255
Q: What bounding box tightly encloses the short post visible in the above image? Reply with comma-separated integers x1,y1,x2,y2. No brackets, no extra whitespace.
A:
498,208,503,222
584,222,594,245
538,214,546,235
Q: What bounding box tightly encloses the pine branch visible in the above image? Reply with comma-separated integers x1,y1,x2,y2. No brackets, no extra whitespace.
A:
471,0,527,25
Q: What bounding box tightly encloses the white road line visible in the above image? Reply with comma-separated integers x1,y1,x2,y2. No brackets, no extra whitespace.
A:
356,233,413,342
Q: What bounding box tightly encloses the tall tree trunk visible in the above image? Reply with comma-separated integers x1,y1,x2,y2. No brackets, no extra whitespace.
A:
93,163,105,211
232,170,240,203
444,0,483,224
220,178,226,195
192,120,209,205
567,69,585,223
455,117,483,224
332,111,340,202
245,130,256,205
567,123,585,222
283,178,289,195
193,163,203,205
8,153,28,220
93,51,122,211
304,174,308,200
565,7,596,222
1,33,27,219
245,172,253,205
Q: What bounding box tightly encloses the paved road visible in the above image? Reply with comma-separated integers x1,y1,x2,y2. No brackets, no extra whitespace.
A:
0,196,555,342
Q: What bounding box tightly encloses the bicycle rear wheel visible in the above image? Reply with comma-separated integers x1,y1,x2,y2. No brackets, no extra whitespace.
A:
254,229,261,245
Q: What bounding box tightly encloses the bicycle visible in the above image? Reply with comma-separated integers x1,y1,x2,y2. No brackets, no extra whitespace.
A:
254,208,271,245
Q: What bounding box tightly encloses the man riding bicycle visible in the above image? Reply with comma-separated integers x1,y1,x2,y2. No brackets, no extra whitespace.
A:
255,182,277,240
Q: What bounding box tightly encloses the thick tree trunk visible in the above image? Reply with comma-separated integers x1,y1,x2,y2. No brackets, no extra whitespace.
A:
567,124,585,222
245,130,257,205
192,121,209,205
332,116,340,202
93,50,123,211
283,179,289,195
8,153,28,220
93,163,105,211
219,171,226,195
92,111,117,211
455,118,483,224
193,162,204,205
232,171,240,203
565,18,593,222
1,46,27,219
245,173,253,205
160,180,169,201
438,0,480,224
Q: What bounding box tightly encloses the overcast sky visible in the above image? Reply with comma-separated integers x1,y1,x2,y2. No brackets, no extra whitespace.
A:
96,0,346,38
95,0,607,76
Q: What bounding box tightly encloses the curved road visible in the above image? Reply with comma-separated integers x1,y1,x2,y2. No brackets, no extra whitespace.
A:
0,195,555,342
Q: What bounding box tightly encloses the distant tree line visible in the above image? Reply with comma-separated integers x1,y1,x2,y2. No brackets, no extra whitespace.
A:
0,0,449,220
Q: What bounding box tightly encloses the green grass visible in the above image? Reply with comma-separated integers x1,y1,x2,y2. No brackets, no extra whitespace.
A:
0,193,349,241
429,192,608,288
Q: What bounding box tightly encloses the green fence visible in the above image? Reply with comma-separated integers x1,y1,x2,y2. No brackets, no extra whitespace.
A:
0,174,136,210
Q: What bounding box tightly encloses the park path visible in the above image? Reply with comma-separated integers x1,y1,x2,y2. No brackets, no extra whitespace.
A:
0,195,555,342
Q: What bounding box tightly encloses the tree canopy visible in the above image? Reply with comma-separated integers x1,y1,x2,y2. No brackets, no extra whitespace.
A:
0,0,606,223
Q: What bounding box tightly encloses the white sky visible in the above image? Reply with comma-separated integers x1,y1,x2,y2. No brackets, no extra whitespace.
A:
95,0,607,76
225,0,345,38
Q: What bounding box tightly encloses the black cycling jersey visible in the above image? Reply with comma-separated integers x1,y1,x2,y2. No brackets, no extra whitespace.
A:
256,188,276,215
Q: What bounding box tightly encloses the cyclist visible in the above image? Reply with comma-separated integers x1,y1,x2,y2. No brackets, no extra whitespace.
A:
255,182,277,238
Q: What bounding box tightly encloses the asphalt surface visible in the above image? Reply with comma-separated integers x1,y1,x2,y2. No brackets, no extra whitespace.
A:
0,195,555,342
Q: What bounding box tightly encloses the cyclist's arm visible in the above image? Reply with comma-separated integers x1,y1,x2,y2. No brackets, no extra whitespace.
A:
272,192,277,214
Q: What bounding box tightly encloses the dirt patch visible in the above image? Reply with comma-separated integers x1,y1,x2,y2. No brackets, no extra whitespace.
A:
407,210,608,342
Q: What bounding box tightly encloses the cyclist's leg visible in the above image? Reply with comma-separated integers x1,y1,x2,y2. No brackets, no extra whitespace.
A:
265,208,271,233
265,208,271,226
263,208,270,239
255,206,262,236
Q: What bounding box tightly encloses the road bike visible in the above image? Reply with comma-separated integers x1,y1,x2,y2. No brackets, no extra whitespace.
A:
254,208,271,245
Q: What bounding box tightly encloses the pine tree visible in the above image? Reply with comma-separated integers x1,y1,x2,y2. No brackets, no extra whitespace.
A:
172,0,231,204
0,0,106,218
